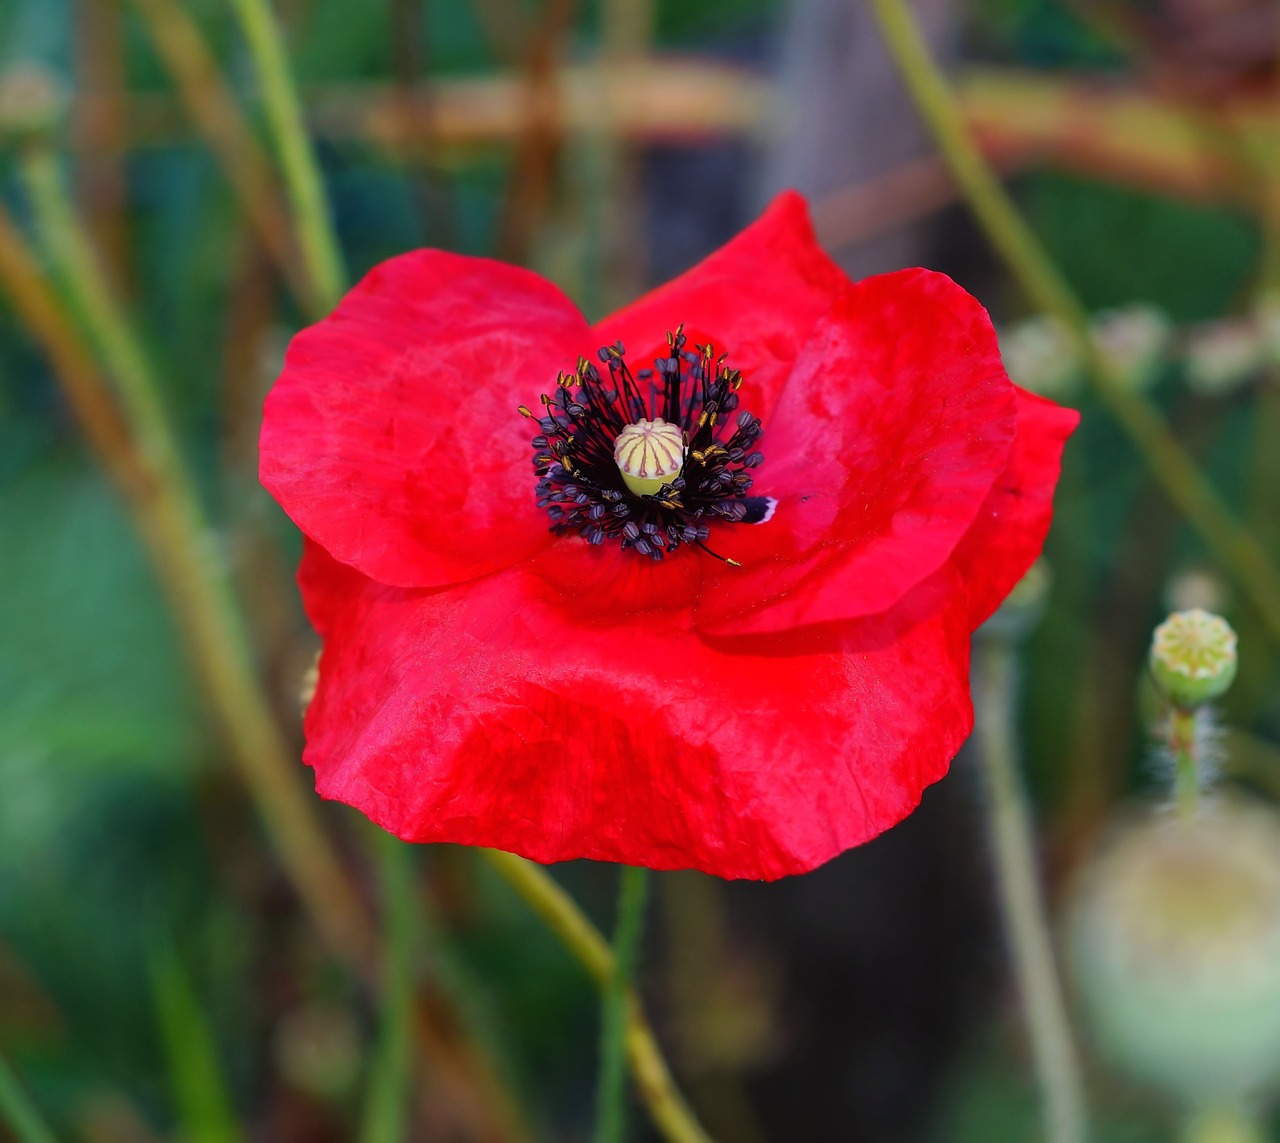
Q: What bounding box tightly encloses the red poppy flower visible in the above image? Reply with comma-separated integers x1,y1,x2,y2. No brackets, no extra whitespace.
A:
260,191,1077,880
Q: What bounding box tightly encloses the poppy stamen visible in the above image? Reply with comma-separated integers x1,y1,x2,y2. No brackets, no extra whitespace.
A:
523,328,774,560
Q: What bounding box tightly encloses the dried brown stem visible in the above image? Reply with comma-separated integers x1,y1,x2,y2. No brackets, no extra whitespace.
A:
494,0,578,264
74,0,131,291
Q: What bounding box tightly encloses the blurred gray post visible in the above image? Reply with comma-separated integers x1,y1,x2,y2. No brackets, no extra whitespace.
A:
759,0,959,279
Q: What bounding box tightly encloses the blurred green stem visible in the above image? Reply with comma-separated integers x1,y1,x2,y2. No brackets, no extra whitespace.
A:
360,837,418,1143
482,851,712,1143
10,147,370,971
126,0,315,313
596,865,651,1143
0,1055,57,1143
867,0,1280,646
20,144,186,488
151,945,250,1143
228,0,345,308
974,638,1088,1143
1170,706,1201,817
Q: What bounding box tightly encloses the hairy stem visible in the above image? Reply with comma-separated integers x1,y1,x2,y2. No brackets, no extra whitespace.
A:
867,0,1280,645
1169,705,1202,817
975,639,1089,1143
482,851,712,1143
596,865,651,1143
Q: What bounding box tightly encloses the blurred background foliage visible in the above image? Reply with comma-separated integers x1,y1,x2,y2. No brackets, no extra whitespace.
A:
3,0,1280,1139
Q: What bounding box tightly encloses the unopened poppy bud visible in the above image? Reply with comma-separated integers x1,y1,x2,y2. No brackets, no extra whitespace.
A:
614,418,684,497
0,64,66,143
1150,608,1238,708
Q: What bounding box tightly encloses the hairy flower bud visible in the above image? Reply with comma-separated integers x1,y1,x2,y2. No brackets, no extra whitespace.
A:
1150,608,1238,708
1067,802,1280,1103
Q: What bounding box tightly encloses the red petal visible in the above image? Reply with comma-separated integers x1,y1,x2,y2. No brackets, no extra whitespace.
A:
696,269,1018,636
299,545,973,880
594,190,848,421
260,251,594,588
953,387,1079,627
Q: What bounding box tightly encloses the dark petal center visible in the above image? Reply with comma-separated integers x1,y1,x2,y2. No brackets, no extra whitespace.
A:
518,326,772,562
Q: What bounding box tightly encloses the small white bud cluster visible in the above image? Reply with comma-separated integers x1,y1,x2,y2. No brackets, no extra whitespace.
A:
1185,320,1263,397
1091,303,1172,393
999,315,1083,400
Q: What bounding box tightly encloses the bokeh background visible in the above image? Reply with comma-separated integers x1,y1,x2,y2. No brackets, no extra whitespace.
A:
4,0,1280,1139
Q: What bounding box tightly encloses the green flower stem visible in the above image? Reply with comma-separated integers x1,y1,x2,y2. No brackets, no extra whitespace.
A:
867,0,1280,645
0,1055,57,1143
0,208,144,494
227,0,345,309
20,144,186,488
975,638,1089,1143
125,0,316,313
13,147,370,971
1170,705,1202,817
482,850,713,1143
596,865,651,1143
359,836,418,1143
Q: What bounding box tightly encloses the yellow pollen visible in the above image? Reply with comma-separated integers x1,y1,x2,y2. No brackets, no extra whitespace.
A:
614,418,684,497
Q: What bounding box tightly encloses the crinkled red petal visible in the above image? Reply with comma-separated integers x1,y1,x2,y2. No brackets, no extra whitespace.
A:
260,251,593,589
594,190,848,422
694,269,1019,636
298,542,974,880
954,387,1079,628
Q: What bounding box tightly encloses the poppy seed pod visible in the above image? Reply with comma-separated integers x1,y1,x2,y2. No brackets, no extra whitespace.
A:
1068,802,1280,1103
1150,609,1238,709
